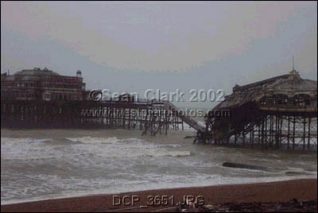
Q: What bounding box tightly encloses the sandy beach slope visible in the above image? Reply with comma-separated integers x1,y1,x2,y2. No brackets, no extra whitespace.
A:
1,178,317,212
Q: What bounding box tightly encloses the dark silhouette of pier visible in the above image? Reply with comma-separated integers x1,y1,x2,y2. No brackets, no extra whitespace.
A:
203,70,317,151
1,67,317,151
1,99,205,136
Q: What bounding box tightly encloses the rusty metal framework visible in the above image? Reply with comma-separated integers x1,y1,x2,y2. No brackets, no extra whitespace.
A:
203,70,317,151
1,100,189,135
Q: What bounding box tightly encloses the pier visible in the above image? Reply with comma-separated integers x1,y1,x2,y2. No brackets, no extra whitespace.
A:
1,67,317,151
1,68,205,135
203,69,317,151
1,99,205,136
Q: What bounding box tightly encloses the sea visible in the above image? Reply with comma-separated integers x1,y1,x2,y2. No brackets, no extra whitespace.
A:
1,127,317,204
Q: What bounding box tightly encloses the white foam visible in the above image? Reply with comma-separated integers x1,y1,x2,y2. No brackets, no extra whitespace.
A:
66,136,120,144
1,134,316,205
2,175,316,205
145,150,191,157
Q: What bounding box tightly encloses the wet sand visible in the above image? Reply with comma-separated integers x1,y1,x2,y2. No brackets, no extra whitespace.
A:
1,178,317,212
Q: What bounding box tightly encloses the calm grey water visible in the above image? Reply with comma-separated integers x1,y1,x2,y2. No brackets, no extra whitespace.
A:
1,128,317,204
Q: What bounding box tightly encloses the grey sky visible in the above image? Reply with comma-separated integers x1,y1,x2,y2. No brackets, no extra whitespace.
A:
1,1,317,107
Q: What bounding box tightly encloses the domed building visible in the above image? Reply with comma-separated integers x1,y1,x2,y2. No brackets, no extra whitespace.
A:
1,67,86,101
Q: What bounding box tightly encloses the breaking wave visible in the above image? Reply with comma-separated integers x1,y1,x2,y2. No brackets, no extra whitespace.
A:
66,136,120,144
145,151,192,158
1,130,317,204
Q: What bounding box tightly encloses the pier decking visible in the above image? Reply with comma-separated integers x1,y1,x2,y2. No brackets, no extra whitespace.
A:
1,99,205,136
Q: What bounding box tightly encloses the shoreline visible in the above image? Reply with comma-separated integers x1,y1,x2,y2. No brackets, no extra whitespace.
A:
2,178,317,212
1,175,316,206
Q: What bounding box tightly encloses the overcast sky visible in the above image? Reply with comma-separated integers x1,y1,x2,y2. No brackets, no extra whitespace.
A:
1,1,317,107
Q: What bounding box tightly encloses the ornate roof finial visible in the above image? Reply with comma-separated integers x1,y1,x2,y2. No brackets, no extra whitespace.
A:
289,55,300,80
289,56,299,78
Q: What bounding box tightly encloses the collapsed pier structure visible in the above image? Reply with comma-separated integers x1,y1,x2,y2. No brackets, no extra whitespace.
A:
1,99,187,135
1,68,203,136
1,67,317,151
204,69,317,151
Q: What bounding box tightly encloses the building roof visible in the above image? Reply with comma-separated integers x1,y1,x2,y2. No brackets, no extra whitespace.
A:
213,70,317,110
14,68,60,76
